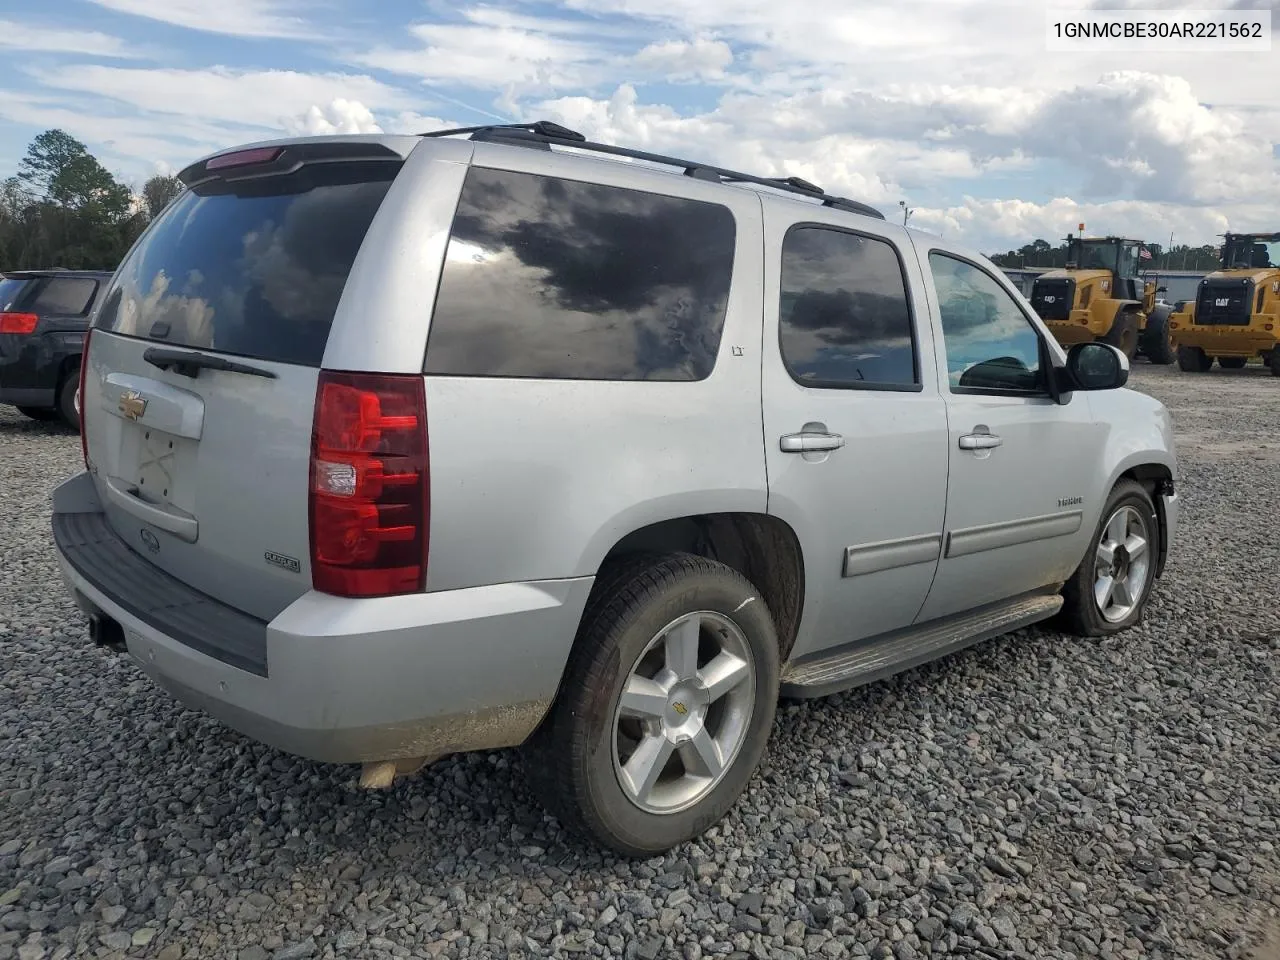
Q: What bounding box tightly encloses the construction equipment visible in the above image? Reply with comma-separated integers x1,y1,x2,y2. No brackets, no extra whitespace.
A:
1168,232,1280,375
1029,234,1175,363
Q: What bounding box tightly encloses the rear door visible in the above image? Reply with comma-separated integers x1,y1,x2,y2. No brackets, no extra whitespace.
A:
83,141,408,621
761,201,949,660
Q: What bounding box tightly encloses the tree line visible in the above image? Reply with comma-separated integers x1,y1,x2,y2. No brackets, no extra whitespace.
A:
988,238,1222,272
0,129,182,273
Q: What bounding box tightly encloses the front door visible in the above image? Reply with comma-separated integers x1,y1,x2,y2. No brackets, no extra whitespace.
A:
913,245,1101,622
762,205,949,660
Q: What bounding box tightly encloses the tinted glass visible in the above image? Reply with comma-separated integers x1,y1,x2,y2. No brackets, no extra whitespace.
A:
95,162,399,367
778,227,916,388
928,253,1045,394
0,278,29,312
31,277,98,316
425,167,736,381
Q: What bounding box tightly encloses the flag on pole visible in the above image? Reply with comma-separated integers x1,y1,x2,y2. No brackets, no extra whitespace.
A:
1139,246,1152,261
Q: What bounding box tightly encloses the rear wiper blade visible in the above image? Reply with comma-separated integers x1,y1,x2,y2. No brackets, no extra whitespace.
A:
143,346,277,380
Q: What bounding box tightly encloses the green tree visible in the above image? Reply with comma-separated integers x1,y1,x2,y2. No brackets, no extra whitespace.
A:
141,174,183,219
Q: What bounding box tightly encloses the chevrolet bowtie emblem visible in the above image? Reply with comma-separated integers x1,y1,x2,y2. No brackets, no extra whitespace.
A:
118,390,148,421
671,702,688,716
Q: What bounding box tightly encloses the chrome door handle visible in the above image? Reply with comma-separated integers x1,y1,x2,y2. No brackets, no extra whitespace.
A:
780,432,845,453
959,431,1003,450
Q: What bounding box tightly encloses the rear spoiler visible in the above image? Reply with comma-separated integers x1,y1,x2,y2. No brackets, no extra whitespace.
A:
178,140,407,189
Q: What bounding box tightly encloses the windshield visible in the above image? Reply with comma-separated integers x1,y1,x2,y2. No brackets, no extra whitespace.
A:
1223,237,1280,270
1075,242,1115,271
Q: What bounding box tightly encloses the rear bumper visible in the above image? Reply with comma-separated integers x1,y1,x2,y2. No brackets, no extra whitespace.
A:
0,385,56,407
1171,321,1278,357
0,331,80,406
52,471,593,764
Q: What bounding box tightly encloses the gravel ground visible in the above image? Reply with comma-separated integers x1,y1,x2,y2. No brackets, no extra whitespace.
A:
1,363,1277,960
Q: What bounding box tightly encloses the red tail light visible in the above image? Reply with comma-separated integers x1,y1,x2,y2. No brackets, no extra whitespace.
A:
0,312,39,334
78,329,92,468
309,371,429,598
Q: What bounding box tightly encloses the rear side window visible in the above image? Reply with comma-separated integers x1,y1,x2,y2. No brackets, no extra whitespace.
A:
0,278,30,312
95,162,399,367
31,277,98,316
424,167,737,381
778,226,918,389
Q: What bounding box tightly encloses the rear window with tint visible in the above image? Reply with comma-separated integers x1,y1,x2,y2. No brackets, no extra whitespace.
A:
31,277,99,316
0,278,29,312
95,162,399,367
424,167,737,381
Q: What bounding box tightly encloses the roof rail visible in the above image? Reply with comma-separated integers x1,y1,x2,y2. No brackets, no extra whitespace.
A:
419,121,886,221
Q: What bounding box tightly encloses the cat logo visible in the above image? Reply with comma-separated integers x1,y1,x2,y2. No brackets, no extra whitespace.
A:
118,390,147,421
1043,295,1057,304
1215,298,1230,307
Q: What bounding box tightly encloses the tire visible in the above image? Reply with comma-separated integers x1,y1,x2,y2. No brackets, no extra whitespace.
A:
1138,305,1176,365
16,406,58,422
1217,356,1247,370
1059,479,1160,637
1270,351,1280,377
1177,346,1212,372
56,376,80,430
1102,311,1140,360
527,552,781,856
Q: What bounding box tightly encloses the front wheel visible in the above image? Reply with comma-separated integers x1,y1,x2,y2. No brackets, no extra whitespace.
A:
1102,312,1140,360
1177,346,1213,372
1139,305,1176,365
527,553,780,856
1217,356,1247,370
1059,480,1160,636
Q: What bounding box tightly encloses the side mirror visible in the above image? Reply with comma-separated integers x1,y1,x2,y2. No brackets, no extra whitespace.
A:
1064,342,1129,391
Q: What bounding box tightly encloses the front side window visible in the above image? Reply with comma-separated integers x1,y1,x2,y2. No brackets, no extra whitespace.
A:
777,226,917,389
928,252,1046,395
425,167,737,381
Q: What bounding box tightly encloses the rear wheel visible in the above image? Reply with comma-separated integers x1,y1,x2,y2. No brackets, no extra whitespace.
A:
527,553,780,856
57,376,80,430
1103,312,1140,360
1217,356,1247,370
1060,479,1160,637
1270,351,1280,377
1177,346,1213,372
15,406,58,422
1138,305,1176,364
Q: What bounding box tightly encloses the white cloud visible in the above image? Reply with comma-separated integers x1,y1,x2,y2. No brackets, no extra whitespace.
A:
0,19,140,58
286,99,384,136
349,12,612,94
29,65,416,132
84,0,316,39
633,37,734,79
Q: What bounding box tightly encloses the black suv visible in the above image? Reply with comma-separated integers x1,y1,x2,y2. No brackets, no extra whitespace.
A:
0,269,113,428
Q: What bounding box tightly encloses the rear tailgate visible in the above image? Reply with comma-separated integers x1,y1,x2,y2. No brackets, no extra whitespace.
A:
82,139,408,622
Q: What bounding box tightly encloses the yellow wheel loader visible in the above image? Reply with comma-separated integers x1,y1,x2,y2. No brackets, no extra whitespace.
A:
1168,232,1280,376
1029,235,1175,363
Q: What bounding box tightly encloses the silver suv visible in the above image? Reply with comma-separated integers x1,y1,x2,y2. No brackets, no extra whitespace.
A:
52,122,1179,855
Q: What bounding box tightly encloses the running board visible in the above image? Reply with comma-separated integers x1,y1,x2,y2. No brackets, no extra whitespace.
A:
780,592,1063,699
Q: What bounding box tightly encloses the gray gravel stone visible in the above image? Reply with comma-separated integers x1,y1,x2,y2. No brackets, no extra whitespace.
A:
0,365,1277,960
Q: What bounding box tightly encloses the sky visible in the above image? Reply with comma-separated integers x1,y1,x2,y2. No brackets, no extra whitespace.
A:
0,0,1277,253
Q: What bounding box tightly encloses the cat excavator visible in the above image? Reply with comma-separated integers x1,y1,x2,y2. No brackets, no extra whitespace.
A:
1168,232,1280,375
1028,234,1174,363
